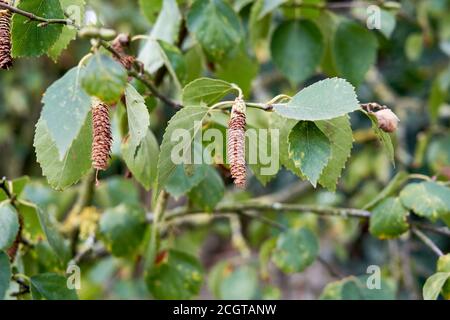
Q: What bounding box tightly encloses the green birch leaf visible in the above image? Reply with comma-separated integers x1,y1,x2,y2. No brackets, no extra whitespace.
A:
81,54,128,104
423,272,450,300
270,113,303,177
400,181,450,221
187,0,243,61
437,254,450,299
156,107,210,196
30,273,78,300
99,204,148,257
34,115,92,191
274,78,359,121
48,0,86,61
258,0,287,18
138,0,181,73
288,121,331,187
366,112,395,164
146,249,203,299
157,40,187,87
332,20,378,86
139,0,163,24
321,275,396,300
0,251,10,300
0,202,19,251
166,164,208,199
121,129,159,190
41,67,91,160
182,78,234,107
188,166,225,212
369,197,409,239
272,228,319,273
124,84,150,147
249,0,271,55
316,116,353,191
379,9,396,39
215,48,258,97
271,20,324,85
11,0,64,57
220,265,260,299
32,204,71,263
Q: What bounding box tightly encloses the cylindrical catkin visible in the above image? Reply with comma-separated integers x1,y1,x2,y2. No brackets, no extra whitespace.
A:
0,0,13,70
227,97,246,188
92,99,112,172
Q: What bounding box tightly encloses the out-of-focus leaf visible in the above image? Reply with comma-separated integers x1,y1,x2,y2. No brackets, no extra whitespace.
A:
272,228,319,273
369,197,409,239
364,171,409,210
138,0,181,73
332,20,378,86
423,272,450,300
271,20,324,85
437,254,450,299
220,265,260,299
146,249,203,299
405,33,423,61
31,273,78,300
139,0,162,24
0,201,19,251
187,0,243,61
99,204,148,257
0,251,10,300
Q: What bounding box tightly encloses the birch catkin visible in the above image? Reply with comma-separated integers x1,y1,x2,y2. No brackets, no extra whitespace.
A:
92,99,112,177
227,97,246,188
0,0,13,70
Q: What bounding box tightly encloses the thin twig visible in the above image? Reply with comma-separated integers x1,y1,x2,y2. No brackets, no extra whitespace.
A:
411,227,444,257
99,39,183,109
166,202,371,221
0,2,76,27
410,221,450,238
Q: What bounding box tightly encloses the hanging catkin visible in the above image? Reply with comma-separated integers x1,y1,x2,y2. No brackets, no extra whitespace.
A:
227,97,246,188
92,99,112,183
0,0,13,70
111,33,135,70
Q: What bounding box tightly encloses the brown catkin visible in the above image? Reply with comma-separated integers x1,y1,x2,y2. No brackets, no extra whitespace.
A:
111,33,135,70
0,0,13,70
92,99,112,176
227,97,246,188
